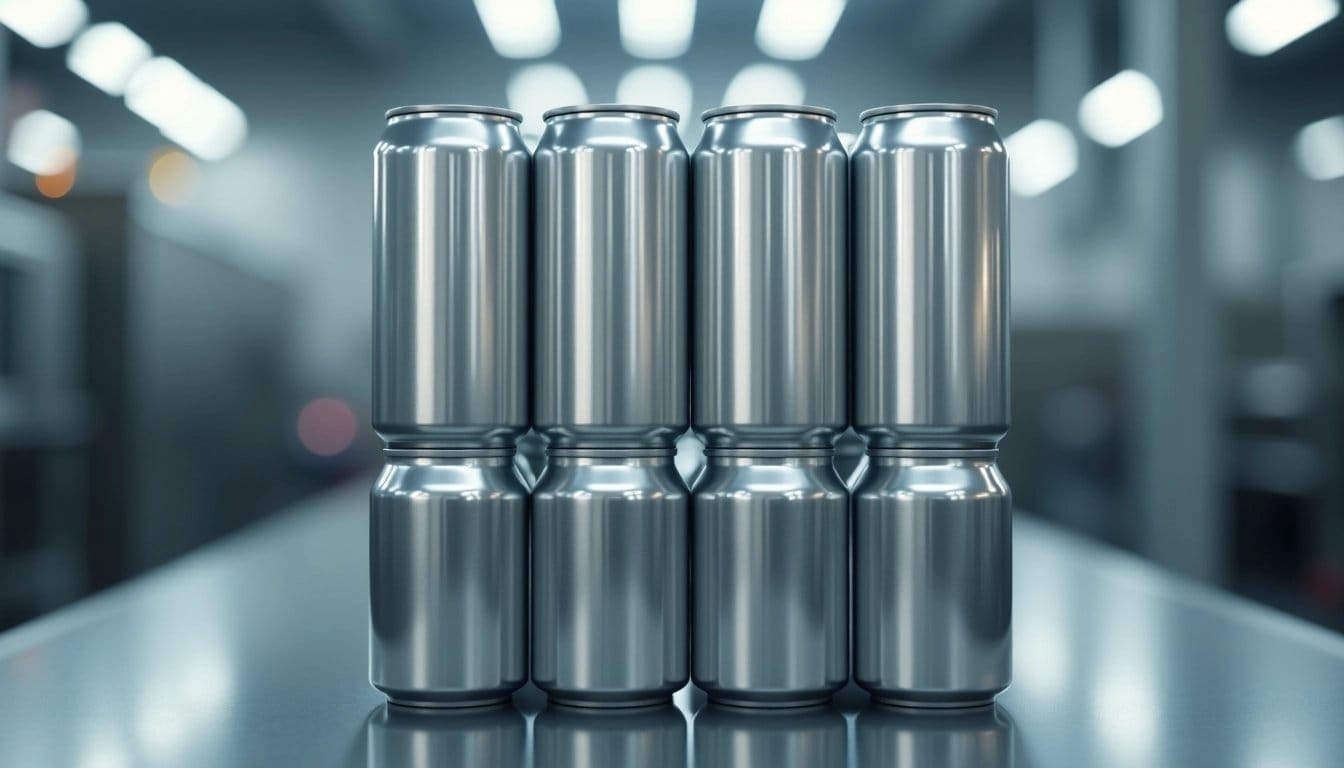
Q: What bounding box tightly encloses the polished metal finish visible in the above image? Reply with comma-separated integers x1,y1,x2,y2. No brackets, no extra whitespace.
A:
372,106,530,448
852,450,1012,706
369,450,528,706
854,703,1014,768
535,704,687,768
692,450,849,705
693,703,846,768
533,106,689,448
851,104,1009,448
531,450,689,705
692,106,848,448
366,702,526,768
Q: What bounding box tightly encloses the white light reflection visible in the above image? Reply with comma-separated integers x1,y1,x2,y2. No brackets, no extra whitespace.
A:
67,22,152,95
837,131,857,152
619,0,695,59
1295,115,1344,181
1004,119,1078,197
673,431,705,488
124,57,248,161
0,0,87,48
473,0,561,59
617,65,693,123
1226,0,1338,56
1091,588,1160,765
508,63,588,132
755,0,847,60
6,109,80,175
722,64,805,106
1078,70,1163,148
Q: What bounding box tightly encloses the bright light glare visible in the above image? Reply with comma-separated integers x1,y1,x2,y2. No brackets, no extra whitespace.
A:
508,63,588,129
619,0,695,59
617,66,693,123
1004,119,1079,197
755,0,847,60
722,64,805,106
7,109,80,175
1226,0,1338,56
1078,70,1163,148
1295,115,1344,180
474,0,560,58
0,0,87,47
125,57,248,161
67,22,152,95
837,131,857,151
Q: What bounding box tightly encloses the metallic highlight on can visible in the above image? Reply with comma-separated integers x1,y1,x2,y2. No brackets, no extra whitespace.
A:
531,449,689,706
533,105,689,449
692,105,849,448
851,103,1009,449
372,105,530,448
854,702,1014,768
852,449,1012,707
694,703,847,768
534,704,687,768
365,702,527,768
692,449,849,706
369,449,529,707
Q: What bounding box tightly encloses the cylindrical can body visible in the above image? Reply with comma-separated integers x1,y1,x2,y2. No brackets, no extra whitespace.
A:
692,450,849,705
369,450,528,706
531,450,689,705
852,450,1012,706
855,703,1014,768
534,104,689,449
851,104,1009,449
534,704,686,768
693,703,847,768
365,702,526,768
692,105,848,448
372,105,530,448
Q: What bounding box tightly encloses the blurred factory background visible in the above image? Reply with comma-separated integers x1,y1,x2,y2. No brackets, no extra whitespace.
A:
0,0,1342,632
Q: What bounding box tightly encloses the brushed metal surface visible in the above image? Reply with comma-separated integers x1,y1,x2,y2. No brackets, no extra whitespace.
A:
533,107,689,448
369,450,528,706
851,105,1009,449
692,450,849,705
852,450,1012,706
692,107,848,448
535,703,686,768
854,703,1014,768
693,702,846,767
366,702,526,768
531,451,689,705
372,107,530,448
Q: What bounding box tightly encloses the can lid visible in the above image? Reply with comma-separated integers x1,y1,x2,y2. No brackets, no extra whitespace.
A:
860,103,998,122
542,104,680,122
702,104,837,122
385,104,523,121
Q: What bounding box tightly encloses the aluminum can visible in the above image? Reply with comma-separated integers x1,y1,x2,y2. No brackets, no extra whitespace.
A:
692,449,848,706
366,702,526,768
533,105,689,449
855,703,1014,768
531,449,689,705
692,105,848,449
369,449,528,706
851,104,1008,449
694,703,846,768
852,449,1011,706
535,704,686,768
372,105,529,448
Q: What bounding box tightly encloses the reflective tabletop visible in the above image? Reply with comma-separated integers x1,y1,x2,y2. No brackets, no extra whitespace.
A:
2,482,1342,767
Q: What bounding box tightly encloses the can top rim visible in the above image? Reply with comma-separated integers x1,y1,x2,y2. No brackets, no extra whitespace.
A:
547,447,676,458
543,103,680,122
860,103,998,122
385,104,523,121
701,104,837,122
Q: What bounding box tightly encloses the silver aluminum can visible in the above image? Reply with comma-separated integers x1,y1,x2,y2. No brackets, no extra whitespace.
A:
372,105,529,448
366,702,526,768
531,449,689,705
692,105,848,449
692,449,849,706
852,449,1011,707
533,105,689,449
535,704,686,768
851,104,1008,449
693,703,846,768
855,703,1014,768
369,449,528,706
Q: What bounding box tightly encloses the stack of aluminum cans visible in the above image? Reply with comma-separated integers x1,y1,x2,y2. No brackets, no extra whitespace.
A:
369,100,1011,711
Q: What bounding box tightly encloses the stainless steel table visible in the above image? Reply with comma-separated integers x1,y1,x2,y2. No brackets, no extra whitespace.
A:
2,481,1341,767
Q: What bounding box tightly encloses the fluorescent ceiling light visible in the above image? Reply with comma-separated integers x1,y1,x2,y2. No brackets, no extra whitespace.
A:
67,22,152,95
619,0,695,59
474,0,560,59
125,58,248,161
508,63,588,130
1226,0,1338,56
617,66,693,123
1004,119,1078,197
755,0,846,60
1295,115,1344,180
1078,69,1163,148
7,109,80,175
0,0,87,47
722,64,805,106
